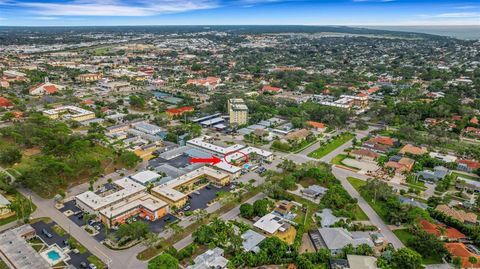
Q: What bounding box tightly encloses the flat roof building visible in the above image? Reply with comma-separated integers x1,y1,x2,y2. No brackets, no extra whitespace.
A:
0,225,50,269
43,105,95,122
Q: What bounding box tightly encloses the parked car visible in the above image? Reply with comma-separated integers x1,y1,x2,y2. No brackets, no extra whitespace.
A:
80,262,88,268
94,225,101,231
89,264,97,269
183,205,191,211
42,229,52,238
77,213,84,219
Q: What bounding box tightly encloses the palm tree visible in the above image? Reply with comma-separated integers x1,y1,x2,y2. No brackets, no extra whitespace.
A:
468,256,478,269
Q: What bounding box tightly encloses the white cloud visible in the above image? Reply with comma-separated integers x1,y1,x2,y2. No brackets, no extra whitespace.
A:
34,16,59,20
18,0,219,17
419,12,480,18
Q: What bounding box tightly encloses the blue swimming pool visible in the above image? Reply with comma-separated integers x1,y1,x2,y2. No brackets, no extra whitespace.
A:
47,250,61,261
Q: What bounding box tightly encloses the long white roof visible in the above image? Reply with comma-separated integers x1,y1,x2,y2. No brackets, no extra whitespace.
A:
76,178,145,211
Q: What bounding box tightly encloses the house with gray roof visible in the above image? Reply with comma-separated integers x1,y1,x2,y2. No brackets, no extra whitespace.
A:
417,166,449,182
241,229,265,253
318,228,374,255
186,247,228,269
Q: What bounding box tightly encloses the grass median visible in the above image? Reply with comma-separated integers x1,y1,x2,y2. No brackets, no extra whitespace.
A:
308,133,354,159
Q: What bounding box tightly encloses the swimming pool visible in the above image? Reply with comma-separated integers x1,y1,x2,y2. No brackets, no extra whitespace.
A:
47,250,61,261
41,245,68,265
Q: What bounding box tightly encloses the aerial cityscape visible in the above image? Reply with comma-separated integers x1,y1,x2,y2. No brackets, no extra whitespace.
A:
0,1,479,269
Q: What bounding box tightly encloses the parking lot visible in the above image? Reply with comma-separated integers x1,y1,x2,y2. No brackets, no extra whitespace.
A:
59,199,179,239
31,220,99,269
186,184,231,212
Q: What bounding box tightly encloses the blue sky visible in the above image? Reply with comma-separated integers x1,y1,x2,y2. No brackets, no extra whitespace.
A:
0,0,479,26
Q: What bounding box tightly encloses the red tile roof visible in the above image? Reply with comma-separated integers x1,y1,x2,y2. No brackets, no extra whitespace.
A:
419,219,466,240
306,121,325,129
457,159,480,170
261,85,282,92
166,106,194,116
470,117,479,125
445,243,480,268
351,149,379,159
0,97,13,108
370,136,394,146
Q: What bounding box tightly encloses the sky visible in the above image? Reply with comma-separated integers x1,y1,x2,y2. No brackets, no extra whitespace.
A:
0,0,479,26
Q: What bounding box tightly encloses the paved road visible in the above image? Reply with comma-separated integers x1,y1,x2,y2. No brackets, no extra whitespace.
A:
331,167,404,249
173,192,266,250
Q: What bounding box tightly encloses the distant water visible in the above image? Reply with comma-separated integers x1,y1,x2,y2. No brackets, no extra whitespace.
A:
363,25,480,40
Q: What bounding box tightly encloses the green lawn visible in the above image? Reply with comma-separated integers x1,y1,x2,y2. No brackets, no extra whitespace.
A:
87,255,106,269
393,229,416,243
347,176,366,190
331,154,360,170
347,177,389,222
451,171,479,181
353,205,369,221
308,133,355,159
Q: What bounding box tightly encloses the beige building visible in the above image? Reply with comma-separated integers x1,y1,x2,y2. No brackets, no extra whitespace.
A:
151,167,230,209
43,106,95,122
228,98,248,126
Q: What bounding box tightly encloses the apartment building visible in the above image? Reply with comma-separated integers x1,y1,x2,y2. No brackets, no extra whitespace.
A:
228,98,248,126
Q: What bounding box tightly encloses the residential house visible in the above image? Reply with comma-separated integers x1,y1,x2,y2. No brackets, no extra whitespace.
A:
419,219,466,242
455,177,480,193
399,144,427,156
435,205,477,225
282,129,312,144
186,247,228,269
385,156,415,176
336,255,379,269
317,209,347,228
301,185,328,199
306,121,326,132
362,136,396,154
317,228,375,255
350,149,379,161
254,213,290,235
417,166,449,182
445,243,480,268
457,159,480,173
0,97,13,108
241,230,265,253
260,85,283,94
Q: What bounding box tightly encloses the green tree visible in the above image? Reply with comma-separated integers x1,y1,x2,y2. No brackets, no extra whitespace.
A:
239,203,254,219
391,248,423,269
148,253,178,269
0,146,22,165
469,256,478,268
8,193,34,223
253,199,269,217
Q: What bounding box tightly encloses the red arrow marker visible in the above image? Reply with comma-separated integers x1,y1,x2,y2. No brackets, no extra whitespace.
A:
189,156,222,165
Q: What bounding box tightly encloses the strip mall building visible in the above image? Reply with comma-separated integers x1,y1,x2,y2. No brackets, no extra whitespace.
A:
75,166,231,227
